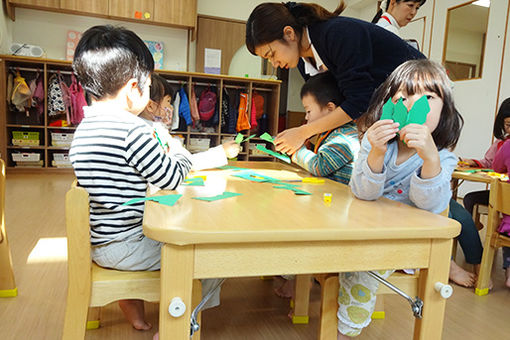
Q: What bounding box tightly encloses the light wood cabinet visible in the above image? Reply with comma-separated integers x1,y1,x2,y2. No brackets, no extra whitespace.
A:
0,55,281,173
60,0,108,16
109,0,154,22
154,0,196,28
8,0,59,8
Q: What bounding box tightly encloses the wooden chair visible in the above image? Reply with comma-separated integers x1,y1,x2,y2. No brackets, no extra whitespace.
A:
0,159,17,297
62,183,202,339
475,179,510,296
293,208,450,339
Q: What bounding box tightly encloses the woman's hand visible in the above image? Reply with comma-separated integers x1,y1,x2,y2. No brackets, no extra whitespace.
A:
275,126,308,155
366,120,400,155
458,158,477,167
222,141,241,159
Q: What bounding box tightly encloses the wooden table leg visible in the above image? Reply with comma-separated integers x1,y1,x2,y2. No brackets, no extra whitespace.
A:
293,274,311,324
160,244,194,340
413,239,452,340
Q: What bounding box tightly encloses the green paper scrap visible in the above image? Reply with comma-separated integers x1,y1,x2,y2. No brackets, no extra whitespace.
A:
216,165,247,171
192,191,242,202
255,145,291,163
183,177,205,186
259,132,275,144
379,95,430,130
273,185,312,195
235,133,257,144
232,170,281,183
123,194,182,207
481,169,494,172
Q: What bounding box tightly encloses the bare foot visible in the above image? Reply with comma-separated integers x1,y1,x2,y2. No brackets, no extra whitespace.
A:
506,267,510,288
153,332,159,340
473,264,494,290
274,278,295,299
449,260,476,287
118,299,152,331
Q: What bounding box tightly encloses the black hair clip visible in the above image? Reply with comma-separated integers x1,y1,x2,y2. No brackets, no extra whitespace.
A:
284,1,298,11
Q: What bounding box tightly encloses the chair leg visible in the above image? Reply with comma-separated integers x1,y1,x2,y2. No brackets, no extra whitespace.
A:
371,295,385,319
191,279,202,340
451,238,458,262
318,275,339,340
86,307,101,329
62,284,91,340
475,242,497,296
292,274,311,324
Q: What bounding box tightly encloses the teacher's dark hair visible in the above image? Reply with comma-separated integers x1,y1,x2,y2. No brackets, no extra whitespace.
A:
371,0,427,24
246,1,346,55
493,97,510,140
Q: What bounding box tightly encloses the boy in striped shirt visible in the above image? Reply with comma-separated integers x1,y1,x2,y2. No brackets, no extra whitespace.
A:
69,25,218,334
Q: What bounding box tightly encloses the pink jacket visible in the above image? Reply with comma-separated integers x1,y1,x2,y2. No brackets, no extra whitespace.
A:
493,140,510,235
474,139,506,168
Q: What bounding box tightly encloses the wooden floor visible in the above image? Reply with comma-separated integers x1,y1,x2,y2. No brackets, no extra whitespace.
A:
1,173,509,340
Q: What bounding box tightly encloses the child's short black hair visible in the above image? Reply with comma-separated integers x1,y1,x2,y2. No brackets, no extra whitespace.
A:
73,25,154,101
300,72,345,108
493,97,510,140
150,73,175,104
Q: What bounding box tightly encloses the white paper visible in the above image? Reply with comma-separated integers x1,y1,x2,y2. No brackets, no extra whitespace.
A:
204,48,221,74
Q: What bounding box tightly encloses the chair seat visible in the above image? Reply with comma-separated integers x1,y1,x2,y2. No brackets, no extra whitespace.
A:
90,263,160,306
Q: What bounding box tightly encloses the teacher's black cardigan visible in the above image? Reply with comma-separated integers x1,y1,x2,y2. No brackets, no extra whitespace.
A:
297,16,425,120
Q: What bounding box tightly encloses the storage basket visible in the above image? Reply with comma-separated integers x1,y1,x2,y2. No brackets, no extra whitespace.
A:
12,152,40,162
51,133,74,147
12,131,40,146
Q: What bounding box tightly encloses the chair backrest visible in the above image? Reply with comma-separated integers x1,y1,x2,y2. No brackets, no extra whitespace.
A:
65,182,92,285
490,179,510,215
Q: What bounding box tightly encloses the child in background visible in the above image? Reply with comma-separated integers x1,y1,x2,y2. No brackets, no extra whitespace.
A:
345,59,463,338
276,72,360,300
492,139,510,288
139,73,240,170
291,72,360,184
69,25,221,335
460,98,510,216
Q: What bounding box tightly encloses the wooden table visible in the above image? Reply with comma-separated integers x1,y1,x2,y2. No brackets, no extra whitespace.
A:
451,168,493,200
143,161,460,340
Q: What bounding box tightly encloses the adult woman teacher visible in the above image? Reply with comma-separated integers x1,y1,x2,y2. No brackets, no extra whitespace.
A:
246,1,425,155
372,0,427,37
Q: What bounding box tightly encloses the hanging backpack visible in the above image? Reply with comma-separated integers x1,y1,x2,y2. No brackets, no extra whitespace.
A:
11,71,32,112
236,92,251,132
48,74,66,116
198,86,216,122
68,74,87,125
29,73,44,116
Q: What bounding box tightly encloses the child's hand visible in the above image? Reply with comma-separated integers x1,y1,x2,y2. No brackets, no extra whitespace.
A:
458,158,477,167
222,141,241,159
399,123,438,162
275,126,307,155
366,120,400,155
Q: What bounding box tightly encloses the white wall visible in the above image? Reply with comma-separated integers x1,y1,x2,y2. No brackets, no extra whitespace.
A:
0,3,12,54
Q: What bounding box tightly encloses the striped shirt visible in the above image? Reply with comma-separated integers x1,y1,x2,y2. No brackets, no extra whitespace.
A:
69,102,192,246
293,122,360,184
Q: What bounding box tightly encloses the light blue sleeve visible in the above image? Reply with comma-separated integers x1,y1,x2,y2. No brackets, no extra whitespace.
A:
349,135,387,200
408,149,457,214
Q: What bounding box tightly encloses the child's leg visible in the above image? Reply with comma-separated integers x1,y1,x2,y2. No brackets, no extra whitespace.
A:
503,247,510,288
118,299,152,330
462,190,489,215
275,275,295,298
337,270,394,337
448,199,479,287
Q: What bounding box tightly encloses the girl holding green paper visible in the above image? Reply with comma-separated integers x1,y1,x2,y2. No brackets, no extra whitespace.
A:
343,59,463,338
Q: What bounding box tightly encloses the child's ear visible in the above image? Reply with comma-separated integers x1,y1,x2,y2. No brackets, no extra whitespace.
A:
146,100,158,113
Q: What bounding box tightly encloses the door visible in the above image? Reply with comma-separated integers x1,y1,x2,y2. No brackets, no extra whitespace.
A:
60,0,108,16
153,0,196,28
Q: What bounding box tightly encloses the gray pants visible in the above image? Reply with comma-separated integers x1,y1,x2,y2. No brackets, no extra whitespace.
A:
92,233,220,309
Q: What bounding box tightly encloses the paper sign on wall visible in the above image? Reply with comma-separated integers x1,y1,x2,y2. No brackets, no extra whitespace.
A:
204,48,221,74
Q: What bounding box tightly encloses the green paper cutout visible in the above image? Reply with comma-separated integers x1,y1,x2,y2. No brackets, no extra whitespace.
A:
192,191,242,202
255,145,291,163
380,97,394,121
123,194,182,207
183,177,205,186
232,170,281,183
259,132,274,144
379,95,431,130
273,185,312,195
216,165,246,171
235,133,257,144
